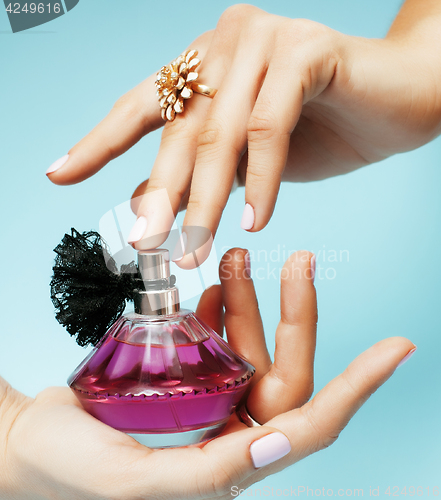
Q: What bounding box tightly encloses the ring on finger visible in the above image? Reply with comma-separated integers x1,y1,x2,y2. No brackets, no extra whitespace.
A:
155,49,217,122
237,402,262,427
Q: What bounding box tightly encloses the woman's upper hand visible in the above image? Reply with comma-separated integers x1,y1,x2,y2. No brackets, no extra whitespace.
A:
0,249,415,499
46,3,441,268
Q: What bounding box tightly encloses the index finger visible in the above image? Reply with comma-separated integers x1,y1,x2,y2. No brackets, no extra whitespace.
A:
46,74,163,185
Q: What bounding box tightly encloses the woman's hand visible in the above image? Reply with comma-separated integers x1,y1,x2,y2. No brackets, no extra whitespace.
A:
1,250,415,500
45,3,441,268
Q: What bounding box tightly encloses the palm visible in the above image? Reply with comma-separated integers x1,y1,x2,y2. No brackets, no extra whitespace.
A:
3,250,414,500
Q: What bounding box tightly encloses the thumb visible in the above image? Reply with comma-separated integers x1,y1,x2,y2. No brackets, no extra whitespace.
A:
230,337,416,491
266,337,416,462
136,421,292,499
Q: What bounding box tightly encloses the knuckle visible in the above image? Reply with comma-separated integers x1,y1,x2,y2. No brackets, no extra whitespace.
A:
143,178,161,194
35,386,60,400
245,163,272,188
185,196,205,215
161,115,195,145
100,137,118,162
113,89,155,137
268,375,314,408
301,401,340,451
197,120,227,151
278,20,337,76
207,459,240,497
341,369,361,397
218,3,259,29
187,193,224,220
193,28,215,46
282,303,318,329
287,18,330,44
197,119,244,162
112,91,152,146
113,91,139,120
342,364,375,403
278,375,315,405
247,107,279,143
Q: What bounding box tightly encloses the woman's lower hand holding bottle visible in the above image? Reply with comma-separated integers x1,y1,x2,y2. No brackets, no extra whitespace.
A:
0,249,415,499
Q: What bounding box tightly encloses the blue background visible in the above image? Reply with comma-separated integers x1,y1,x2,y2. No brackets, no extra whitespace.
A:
1,0,440,496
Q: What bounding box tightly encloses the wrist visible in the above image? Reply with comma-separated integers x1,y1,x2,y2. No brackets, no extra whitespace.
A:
387,37,441,138
0,377,32,497
345,35,441,150
385,5,441,137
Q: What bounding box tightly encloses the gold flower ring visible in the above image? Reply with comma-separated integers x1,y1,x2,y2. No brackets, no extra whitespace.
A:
155,49,217,122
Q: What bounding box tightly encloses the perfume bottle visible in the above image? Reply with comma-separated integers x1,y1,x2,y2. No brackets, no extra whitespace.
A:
68,249,255,448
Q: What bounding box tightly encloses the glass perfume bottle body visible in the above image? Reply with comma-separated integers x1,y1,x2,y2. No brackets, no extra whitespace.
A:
68,310,254,448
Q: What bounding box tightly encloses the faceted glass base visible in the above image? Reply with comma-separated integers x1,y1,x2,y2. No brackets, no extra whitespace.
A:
128,419,228,448
68,310,255,445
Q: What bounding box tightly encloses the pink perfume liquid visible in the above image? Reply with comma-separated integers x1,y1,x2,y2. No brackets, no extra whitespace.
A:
69,311,254,447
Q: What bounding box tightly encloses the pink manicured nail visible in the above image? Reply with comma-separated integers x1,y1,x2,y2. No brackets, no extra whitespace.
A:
398,346,417,367
241,203,255,230
310,255,316,283
172,232,187,262
46,154,69,175
250,432,291,469
244,251,251,277
128,216,148,244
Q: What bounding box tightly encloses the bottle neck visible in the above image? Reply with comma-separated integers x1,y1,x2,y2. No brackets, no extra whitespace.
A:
134,249,180,316
134,287,180,316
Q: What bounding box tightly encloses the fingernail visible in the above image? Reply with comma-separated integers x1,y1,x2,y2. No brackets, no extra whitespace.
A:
241,203,255,230
250,432,291,469
128,216,148,244
244,251,251,277
46,154,69,175
172,232,187,262
398,346,417,367
310,254,316,283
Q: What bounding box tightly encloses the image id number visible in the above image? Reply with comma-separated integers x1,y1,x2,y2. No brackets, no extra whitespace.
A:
5,3,61,14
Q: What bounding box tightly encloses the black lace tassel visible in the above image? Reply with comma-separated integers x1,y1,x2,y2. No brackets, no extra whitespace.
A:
50,228,140,347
